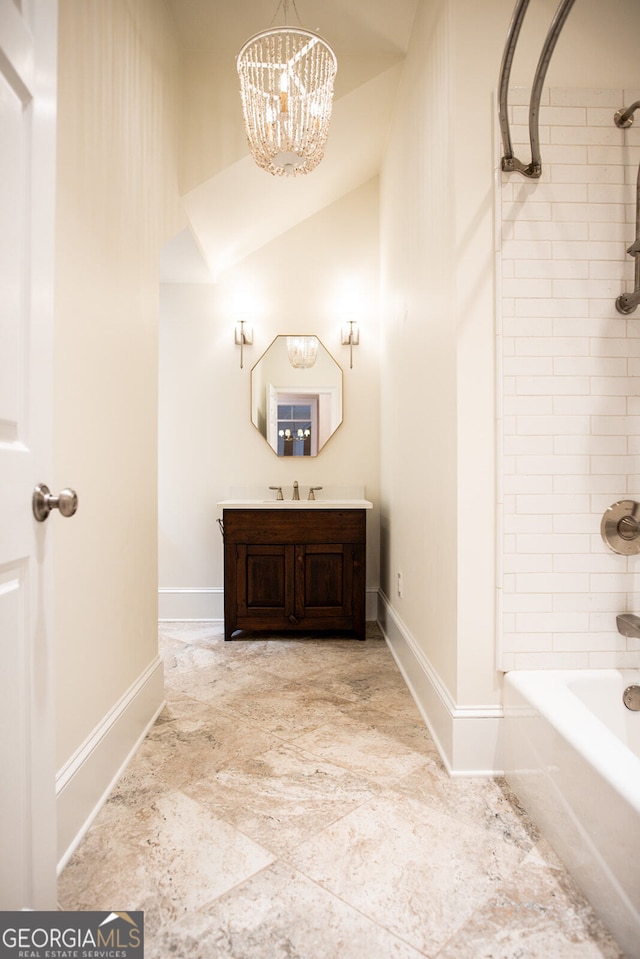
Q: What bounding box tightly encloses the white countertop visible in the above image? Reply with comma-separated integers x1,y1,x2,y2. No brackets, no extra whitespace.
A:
217,499,373,510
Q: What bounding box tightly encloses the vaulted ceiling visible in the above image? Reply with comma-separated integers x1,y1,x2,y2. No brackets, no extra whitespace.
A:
161,0,419,280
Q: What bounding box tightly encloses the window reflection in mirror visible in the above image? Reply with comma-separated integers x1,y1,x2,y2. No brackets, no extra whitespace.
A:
251,335,343,457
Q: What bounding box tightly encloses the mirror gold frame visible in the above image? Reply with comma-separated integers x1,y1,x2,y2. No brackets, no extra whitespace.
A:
250,335,343,457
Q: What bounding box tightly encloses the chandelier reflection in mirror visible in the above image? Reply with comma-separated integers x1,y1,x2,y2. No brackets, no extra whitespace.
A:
287,335,318,369
236,0,337,177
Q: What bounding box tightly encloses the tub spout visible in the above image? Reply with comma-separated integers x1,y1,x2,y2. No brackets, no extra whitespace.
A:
615,613,640,638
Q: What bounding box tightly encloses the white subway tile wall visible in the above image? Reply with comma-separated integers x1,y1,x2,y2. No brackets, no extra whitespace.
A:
497,88,640,670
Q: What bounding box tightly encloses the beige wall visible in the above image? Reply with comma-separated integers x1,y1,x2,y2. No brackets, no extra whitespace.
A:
159,179,381,612
380,0,461,704
55,0,183,773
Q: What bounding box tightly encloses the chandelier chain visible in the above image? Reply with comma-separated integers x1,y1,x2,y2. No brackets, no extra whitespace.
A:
269,0,303,28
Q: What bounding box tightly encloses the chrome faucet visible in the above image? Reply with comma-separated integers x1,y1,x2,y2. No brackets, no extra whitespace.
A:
308,486,323,500
269,486,283,501
292,481,300,501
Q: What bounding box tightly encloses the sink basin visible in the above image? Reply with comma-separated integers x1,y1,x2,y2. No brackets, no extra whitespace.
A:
217,499,373,510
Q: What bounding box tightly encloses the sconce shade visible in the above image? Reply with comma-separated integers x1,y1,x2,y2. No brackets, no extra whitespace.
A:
287,335,318,368
237,26,337,177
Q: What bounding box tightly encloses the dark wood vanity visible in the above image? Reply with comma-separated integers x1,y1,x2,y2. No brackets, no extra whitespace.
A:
221,506,367,640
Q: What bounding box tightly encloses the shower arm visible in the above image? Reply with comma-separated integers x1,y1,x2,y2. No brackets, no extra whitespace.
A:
614,104,640,314
499,0,577,179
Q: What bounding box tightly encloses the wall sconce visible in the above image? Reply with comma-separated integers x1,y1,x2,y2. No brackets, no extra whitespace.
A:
235,319,254,369
341,319,360,369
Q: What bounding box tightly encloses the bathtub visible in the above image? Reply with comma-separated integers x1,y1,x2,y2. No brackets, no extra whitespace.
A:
503,669,640,959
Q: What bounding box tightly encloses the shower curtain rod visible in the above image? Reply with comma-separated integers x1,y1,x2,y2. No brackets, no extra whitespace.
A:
498,0,577,178
499,2,640,315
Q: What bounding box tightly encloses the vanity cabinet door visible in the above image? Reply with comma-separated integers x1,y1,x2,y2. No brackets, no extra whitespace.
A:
234,544,295,631
295,544,355,627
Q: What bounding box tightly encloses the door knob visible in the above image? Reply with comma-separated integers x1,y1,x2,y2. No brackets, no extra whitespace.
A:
32,484,79,522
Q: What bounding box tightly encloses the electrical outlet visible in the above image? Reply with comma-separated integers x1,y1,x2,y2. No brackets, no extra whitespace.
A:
397,571,403,597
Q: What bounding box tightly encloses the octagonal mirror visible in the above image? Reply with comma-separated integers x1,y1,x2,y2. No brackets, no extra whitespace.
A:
251,335,343,456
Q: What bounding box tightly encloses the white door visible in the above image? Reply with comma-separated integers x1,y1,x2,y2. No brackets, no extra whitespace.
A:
0,0,59,908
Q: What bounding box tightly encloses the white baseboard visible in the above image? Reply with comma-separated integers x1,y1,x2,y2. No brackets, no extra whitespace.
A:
158,587,379,624
158,587,224,621
377,592,504,776
56,656,165,872
365,588,377,622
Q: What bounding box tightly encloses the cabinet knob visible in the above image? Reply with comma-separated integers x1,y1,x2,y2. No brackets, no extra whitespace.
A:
289,614,300,624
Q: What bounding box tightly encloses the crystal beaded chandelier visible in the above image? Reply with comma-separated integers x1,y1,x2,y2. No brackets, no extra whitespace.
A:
236,1,337,177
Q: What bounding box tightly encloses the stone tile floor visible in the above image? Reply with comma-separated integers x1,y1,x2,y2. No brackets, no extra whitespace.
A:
58,623,626,958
